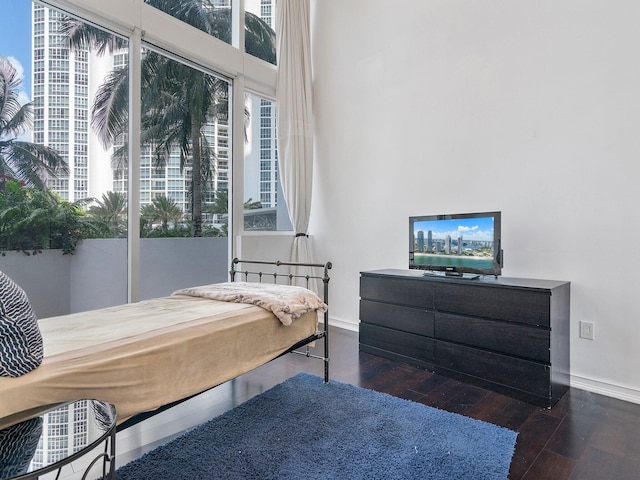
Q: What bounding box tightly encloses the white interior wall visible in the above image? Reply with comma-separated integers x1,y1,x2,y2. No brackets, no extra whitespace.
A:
310,0,640,403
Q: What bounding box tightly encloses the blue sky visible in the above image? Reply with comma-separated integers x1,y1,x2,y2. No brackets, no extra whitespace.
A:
0,0,34,98
414,217,494,242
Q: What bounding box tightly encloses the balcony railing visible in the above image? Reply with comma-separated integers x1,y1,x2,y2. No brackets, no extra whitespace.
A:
1,237,228,319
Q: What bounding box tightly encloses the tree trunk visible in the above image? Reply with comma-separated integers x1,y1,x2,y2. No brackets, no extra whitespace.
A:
191,115,202,237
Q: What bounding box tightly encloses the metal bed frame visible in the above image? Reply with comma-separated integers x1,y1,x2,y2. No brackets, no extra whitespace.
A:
118,258,332,431
230,258,332,384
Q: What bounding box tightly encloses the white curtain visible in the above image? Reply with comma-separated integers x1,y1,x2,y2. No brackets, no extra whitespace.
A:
276,0,314,267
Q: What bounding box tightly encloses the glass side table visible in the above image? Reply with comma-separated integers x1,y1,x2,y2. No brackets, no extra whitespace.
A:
0,399,116,480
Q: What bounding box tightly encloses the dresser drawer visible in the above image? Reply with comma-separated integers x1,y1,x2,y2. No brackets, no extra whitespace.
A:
360,275,434,309
435,312,550,363
360,299,435,337
436,342,551,398
434,283,551,327
359,323,436,364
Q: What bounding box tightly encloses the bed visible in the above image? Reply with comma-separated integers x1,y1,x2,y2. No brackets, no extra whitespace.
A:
0,258,331,430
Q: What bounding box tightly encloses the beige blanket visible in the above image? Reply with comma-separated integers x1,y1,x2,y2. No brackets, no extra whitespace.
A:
0,295,318,428
173,282,327,326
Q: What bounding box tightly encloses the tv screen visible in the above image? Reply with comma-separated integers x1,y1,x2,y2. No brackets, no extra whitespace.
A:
409,211,502,278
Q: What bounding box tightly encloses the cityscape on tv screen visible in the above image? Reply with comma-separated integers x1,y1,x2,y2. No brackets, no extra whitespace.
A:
412,216,495,270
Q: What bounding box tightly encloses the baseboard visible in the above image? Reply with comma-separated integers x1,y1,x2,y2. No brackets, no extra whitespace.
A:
570,374,640,405
328,321,640,406
326,315,358,332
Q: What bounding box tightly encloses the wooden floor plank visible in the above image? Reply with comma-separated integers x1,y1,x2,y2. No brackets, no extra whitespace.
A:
129,326,640,480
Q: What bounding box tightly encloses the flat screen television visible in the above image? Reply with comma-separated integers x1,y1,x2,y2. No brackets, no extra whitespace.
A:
409,211,503,278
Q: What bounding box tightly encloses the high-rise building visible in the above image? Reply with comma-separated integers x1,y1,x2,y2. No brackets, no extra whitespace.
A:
32,4,130,203
29,400,93,470
245,0,279,211
32,4,230,222
32,4,91,202
416,230,424,252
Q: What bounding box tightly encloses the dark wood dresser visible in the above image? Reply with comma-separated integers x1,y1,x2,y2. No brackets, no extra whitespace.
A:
359,269,570,407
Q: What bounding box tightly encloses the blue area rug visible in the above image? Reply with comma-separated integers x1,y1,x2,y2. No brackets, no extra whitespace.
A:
116,373,517,479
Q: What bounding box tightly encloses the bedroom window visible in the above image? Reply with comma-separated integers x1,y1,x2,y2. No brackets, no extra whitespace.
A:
0,1,131,310
1,0,282,311
131,47,232,298
243,93,292,231
142,48,230,238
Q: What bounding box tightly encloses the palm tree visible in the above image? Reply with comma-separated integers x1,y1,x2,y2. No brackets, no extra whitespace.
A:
141,194,183,234
205,189,267,230
0,57,68,189
87,191,127,238
64,1,275,236
206,189,262,216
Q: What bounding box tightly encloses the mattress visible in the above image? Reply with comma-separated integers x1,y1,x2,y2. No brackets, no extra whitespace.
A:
0,295,318,428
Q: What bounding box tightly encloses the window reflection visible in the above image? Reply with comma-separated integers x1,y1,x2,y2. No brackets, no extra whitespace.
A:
245,0,276,64
244,93,291,231
147,0,276,65
147,0,234,45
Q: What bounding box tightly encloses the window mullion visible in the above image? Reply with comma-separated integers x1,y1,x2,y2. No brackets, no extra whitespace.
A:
233,0,245,53
127,27,142,304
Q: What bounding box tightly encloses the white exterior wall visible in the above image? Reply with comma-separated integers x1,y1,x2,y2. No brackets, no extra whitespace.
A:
310,0,640,403
0,237,228,318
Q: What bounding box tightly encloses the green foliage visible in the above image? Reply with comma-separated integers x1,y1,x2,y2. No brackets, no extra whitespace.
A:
0,181,225,254
203,223,227,237
87,191,128,238
140,194,184,236
0,179,89,255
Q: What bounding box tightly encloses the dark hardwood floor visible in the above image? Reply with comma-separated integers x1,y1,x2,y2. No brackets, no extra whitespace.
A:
133,326,640,479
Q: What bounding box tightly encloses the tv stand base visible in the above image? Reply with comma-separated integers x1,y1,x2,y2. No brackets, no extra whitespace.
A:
422,270,480,280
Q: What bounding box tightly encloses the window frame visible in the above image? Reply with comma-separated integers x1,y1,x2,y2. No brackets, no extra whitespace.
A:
39,0,280,299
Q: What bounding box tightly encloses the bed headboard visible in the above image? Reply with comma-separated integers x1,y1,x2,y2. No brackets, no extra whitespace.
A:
229,258,332,305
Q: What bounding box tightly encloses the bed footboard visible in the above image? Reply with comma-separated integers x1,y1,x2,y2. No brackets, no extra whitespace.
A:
230,258,332,383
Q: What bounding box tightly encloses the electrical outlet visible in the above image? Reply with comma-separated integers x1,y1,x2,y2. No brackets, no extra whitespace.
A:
579,321,595,340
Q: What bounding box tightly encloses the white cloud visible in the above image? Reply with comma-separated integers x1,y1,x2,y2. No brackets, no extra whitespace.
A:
5,56,30,106
2,56,32,141
6,56,25,81
445,226,492,241
16,90,30,105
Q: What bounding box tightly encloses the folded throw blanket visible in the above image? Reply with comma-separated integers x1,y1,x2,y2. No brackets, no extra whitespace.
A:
172,282,328,326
